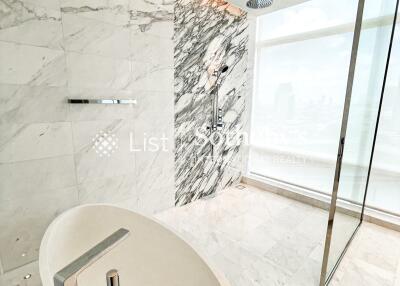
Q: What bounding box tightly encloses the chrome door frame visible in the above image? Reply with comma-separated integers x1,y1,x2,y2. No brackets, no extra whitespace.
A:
319,0,400,284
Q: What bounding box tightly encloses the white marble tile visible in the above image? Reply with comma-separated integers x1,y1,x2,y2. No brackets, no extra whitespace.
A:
158,184,331,286
0,0,63,49
72,120,135,184
0,156,76,202
335,258,395,286
130,32,173,66
78,173,137,204
234,226,277,257
136,184,175,215
127,61,173,92
60,0,130,26
134,90,174,119
129,0,173,13
0,122,73,163
0,186,78,271
0,41,66,86
263,232,318,275
331,222,400,286
285,258,322,286
66,52,131,90
0,84,69,124
352,223,400,273
134,150,175,214
212,245,291,286
62,13,130,59
132,20,173,39
217,213,264,242
128,0,173,39
22,0,60,10
136,149,174,191
132,91,174,150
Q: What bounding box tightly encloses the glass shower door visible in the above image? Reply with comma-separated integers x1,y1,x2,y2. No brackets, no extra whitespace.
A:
321,0,399,283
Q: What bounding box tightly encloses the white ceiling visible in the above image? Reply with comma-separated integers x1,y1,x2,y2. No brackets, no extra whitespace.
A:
227,0,310,16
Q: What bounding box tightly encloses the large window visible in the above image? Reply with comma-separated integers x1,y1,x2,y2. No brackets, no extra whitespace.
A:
249,0,400,214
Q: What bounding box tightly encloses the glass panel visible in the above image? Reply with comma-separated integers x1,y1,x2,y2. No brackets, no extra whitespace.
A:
258,0,395,41
326,0,398,278
250,33,353,192
367,23,400,215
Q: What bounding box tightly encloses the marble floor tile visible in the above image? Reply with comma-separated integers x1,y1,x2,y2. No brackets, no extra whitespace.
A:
332,222,400,286
0,261,41,286
157,184,400,286
0,186,78,271
2,184,399,286
156,184,327,286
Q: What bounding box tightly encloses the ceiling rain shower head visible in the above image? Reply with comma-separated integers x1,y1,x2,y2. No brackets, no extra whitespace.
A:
246,0,273,9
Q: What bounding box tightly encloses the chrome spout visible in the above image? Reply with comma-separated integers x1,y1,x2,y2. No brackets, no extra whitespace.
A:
106,269,120,286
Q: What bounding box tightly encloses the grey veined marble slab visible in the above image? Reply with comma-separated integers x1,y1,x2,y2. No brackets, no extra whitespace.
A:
174,0,248,206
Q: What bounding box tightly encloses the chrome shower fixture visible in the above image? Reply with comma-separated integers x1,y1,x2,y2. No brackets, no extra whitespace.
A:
208,65,229,161
246,0,273,9
213,65,229,78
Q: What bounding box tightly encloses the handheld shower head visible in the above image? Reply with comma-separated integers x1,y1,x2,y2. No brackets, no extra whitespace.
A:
213,65,229,77
220,65,229,74
213,65,229,84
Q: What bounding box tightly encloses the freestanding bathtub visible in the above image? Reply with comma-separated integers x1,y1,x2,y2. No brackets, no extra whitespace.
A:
39,204,229,286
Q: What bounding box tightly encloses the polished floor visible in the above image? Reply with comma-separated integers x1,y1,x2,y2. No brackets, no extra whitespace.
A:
331,222,400,286
157,184,400,286
157,184,329,286
1,184,400,286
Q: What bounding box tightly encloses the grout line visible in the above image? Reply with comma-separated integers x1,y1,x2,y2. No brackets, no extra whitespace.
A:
0,153,74,166
59,0,80,206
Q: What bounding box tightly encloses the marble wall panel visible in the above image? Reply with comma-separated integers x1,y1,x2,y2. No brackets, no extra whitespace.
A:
174,0,248,206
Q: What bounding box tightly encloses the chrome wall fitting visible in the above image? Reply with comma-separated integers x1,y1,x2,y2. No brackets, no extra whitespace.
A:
68,99,137,105
106,270,120,286
54,228,130,286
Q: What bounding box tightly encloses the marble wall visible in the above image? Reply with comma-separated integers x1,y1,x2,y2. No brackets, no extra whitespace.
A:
174,0,248,206
0,0,248,279
0,0,174,274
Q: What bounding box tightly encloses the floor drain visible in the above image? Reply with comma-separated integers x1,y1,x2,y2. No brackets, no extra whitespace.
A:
236,184,246,190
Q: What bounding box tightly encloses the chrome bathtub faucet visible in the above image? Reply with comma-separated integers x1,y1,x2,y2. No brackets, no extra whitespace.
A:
106,269,120,286
53,228,129,286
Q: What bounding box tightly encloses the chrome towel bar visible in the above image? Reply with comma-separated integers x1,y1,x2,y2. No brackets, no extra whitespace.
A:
68,99,137,105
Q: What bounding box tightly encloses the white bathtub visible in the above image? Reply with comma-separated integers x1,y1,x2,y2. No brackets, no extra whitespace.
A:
39,204,229,286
